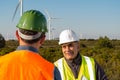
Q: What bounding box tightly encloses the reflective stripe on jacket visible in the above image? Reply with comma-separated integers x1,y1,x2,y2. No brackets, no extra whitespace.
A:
0,50,54,80
54,56,96,80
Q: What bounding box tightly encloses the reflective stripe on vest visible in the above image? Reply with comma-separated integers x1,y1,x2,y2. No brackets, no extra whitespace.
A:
84,56,95,80
57,58,64,80
54,56,95,80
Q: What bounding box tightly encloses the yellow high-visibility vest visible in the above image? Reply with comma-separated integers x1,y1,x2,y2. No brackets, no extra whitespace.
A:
54,55,96,80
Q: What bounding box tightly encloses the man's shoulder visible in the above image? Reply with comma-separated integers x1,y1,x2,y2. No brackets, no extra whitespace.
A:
82,55,95,61
54,57,64,62
54,57,64,66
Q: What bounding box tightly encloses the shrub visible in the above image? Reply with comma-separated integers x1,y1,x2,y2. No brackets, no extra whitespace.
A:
96,36,113,48
0,34,5,48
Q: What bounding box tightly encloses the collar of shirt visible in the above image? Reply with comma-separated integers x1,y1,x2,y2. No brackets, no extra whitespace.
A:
16,46,39,53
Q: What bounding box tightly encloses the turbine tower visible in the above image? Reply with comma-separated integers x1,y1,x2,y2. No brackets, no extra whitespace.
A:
51,28,55,40
20,0,23,16
12,0,23,21
44,9,58,40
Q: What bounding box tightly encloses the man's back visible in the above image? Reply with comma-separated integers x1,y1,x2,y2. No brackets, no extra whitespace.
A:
0,50,54,80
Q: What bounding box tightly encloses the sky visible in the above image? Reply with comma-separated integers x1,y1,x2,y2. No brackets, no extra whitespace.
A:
0,0,120,40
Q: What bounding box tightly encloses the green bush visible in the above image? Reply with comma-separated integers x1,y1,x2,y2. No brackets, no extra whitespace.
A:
96,36,114,48
0,34,5,48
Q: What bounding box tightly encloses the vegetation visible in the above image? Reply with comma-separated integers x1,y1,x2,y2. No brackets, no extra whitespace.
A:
0,36,120,80
0,34,5,48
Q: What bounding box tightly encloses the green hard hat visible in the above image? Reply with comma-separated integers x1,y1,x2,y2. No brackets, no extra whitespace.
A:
16,10,48,32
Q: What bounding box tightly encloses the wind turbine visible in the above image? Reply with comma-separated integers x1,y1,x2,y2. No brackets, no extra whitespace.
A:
44,9,58,40
80,34,83,39
51,28,55,40
12,0,23,21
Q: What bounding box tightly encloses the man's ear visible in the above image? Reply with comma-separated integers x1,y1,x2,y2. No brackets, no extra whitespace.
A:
16,30,20,41
39,35,46,44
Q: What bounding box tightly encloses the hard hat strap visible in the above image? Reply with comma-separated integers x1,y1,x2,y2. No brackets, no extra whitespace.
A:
18,29,42,40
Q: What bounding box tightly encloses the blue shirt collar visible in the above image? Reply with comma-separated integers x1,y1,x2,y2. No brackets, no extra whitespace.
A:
16,46,39,53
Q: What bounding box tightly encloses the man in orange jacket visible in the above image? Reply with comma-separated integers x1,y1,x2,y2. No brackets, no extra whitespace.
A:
0,10,61,80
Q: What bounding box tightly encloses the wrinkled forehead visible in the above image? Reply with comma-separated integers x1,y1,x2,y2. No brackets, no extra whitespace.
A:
61,41,78,46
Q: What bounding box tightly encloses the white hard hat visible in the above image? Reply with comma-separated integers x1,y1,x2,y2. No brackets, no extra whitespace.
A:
59,29,79,45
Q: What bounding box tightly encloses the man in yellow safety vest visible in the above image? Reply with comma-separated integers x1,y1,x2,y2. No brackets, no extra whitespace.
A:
54,29,108,80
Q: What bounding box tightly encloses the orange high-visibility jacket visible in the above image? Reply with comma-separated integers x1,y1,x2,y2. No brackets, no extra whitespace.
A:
0,50,54,80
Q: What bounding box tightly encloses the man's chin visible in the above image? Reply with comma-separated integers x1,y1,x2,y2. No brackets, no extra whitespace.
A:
66,56,74,60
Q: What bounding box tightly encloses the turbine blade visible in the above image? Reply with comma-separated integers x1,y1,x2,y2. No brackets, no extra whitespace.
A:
44,9,50,19
51,17,60,19
12,1,21,21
